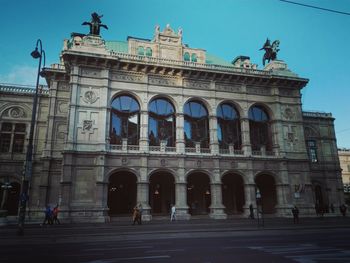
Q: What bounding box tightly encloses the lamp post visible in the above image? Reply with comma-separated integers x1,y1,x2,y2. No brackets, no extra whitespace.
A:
17,39,45,235
256,189,264,227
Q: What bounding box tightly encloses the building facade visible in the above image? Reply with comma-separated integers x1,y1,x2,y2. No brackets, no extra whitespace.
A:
0,23,345,222
338,148,350,203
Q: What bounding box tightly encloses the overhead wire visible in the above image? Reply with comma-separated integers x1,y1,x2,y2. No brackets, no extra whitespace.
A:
279,0,350,16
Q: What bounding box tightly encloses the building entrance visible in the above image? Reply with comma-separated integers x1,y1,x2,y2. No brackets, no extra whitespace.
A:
107,171,137,215
149,172,175,215
0,181,20,215
222,173,245,214
187,172,211,215
255,174,277,214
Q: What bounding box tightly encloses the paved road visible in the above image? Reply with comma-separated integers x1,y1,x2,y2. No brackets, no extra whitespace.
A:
1,217,350,263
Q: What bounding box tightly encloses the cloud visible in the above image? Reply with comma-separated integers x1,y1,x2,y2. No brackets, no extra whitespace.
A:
0,65,46,86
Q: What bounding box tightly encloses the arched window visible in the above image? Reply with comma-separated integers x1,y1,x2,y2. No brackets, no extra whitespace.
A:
248,105,272,151
184,52,190,61
184,100,209,148
191,53,197,62
145,47,152,57
148,98,176,146
110,95,140,145
217,103,241,150
137,46,144,56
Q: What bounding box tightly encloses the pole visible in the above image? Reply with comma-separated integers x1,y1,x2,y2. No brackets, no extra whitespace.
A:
17,39,44,235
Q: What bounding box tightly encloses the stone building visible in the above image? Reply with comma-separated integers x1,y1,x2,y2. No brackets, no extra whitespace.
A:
338,148,350,203
0,23,345,222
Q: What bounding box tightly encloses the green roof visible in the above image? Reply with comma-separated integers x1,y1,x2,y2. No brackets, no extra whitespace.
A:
105,41,232,67
105,41,128,53
205,53,232,66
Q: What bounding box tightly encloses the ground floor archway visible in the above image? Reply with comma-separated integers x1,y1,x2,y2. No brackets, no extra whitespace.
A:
107,171,137,215
149,172,175,215
0,181,20,215
222,173,245,214
255,174,277,214
187,172,211,215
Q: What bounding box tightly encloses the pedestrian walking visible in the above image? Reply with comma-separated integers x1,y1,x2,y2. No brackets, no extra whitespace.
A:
330,203,335,213
138,203,143,225
340,204,347,217
52,204,61,224
170,204,176,221
41,205,53,226
132,206,141,225
249,204,255,219
292,205,299,224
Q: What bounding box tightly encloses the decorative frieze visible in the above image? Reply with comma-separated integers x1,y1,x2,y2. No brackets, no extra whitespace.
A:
9,107,25,118
148,75,178,86
216,83,241,93
183,79,210,90
279,88,297,97
246,85,271,95
81,67,101,78
111,71,144,83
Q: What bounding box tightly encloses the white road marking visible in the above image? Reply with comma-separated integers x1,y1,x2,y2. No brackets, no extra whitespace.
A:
145,249,185,253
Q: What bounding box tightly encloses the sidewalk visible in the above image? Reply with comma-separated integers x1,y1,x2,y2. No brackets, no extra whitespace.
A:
1,216,349,235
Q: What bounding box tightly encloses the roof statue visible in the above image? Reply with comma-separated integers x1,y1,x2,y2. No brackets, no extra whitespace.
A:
82,12,108,36
259,38,280,66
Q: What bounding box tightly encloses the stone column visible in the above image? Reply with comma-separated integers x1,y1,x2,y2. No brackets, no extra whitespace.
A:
275,183,290,217
137,182,151,221
137,160,151,221
139,110,149,152
176,113,185,154
243,183,257,217
209,183,227,219
175,182,190,220
209,115,219,155
175,159,190,219
241,118,251,156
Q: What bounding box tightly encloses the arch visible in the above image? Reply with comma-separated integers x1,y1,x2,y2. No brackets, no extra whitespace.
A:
222,173,245,214
149,171,175,215
148,97,176,147
248,105,273,151
187,172,211,215
137,46,144,56
217,102,242,150
312,181,327,214
148,94,179,114
183,99,209,148
254,173,277,214
191,53,198,62
0,181,20,215
110,94,140,145
184,52,190,61
145,47,152,57
107,171,137,215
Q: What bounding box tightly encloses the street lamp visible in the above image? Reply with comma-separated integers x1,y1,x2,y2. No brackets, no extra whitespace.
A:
17,39,45,235
256,189,264,227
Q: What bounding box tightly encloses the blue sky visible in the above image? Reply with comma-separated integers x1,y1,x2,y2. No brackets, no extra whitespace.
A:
1,0,350,148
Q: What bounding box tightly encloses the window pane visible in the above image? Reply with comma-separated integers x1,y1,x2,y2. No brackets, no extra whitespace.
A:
248,106,271,151
1,123,12,132
184,101,209,148
111,95,140,145
13,134,25,153
217,103,241,149
148,98,175,146
184,52,190,61
146,47,152,57
0,133,11,152
15,123,26,132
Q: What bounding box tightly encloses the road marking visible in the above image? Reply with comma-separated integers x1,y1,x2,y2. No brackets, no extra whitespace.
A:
145,249,185,253
112,255,170,261
83,245,153,251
